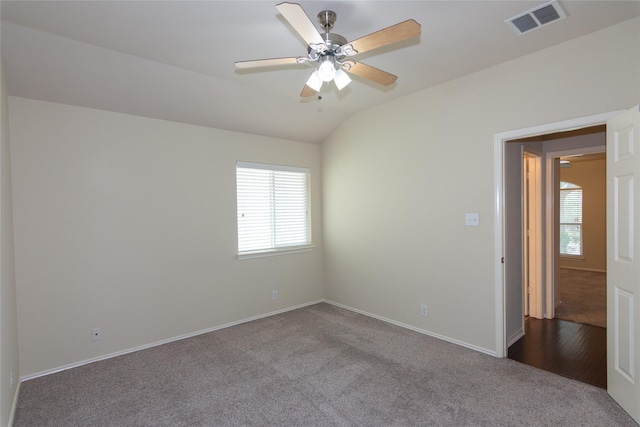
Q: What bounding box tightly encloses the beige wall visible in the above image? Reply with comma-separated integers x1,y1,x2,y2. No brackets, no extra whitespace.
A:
6,15,640,383
0,61,20,426
9,98,324,377
559,158,606,271
323,18,640,354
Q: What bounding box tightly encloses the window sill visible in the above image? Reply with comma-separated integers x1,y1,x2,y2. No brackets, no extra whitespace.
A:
560,255,585,261
237,245,314,260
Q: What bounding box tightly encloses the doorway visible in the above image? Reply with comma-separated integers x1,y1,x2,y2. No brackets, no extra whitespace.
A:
494,113,616,386
541,137,606,323
493,110,619,358
505,127,607,387
496,107,640,422
554,151,607,328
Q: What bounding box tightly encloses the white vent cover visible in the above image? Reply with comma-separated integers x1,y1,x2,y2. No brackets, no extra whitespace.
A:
506,0,567,35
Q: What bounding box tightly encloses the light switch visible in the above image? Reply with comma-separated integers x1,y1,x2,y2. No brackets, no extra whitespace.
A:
465,213,480,226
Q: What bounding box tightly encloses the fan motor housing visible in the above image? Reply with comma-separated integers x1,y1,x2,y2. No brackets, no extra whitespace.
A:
308,32,348,61
321,33,348,50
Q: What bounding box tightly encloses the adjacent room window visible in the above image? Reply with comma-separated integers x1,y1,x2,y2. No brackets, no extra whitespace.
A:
236,162,311,256
559,181,582,256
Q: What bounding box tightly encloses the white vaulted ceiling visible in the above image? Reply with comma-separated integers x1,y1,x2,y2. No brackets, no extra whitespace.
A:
2,1,638,144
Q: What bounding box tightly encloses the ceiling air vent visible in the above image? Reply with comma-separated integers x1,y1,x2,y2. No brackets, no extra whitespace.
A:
506,0,567,35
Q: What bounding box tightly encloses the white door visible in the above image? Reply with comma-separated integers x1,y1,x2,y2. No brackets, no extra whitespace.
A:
607,105,640,423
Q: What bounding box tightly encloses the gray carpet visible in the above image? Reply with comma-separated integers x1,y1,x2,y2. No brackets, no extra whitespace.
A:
556,269,606,328
14,303,636,426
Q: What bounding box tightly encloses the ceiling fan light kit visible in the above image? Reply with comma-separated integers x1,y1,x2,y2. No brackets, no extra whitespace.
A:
235,2,421,98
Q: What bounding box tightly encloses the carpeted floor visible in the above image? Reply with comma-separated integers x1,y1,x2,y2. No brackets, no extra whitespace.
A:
555,269,606,328
14,303,636,426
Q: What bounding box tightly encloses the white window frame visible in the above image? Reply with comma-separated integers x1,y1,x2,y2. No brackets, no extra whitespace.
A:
236,161,312,259
559,181,583,257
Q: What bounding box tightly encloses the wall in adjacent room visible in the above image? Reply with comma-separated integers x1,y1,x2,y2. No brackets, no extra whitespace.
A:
322,18,639,354
9,98,324,377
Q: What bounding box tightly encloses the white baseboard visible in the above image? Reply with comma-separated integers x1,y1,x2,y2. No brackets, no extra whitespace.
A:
20,300,324,382
8,380,21,427
507,327,525,348
21,298,501,384
560,266,606,273
323,300,497,357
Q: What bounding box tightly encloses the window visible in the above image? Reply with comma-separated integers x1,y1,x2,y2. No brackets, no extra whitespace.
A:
559,181,582,256
236,162,311,256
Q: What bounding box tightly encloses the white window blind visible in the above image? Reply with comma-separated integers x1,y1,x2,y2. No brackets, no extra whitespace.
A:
559,181,582,256
236,162,311,255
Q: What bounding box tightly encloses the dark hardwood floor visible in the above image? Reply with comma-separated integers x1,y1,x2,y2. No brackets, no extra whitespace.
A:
508,317,607,389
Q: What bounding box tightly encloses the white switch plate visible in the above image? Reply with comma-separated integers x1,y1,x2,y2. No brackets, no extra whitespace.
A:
465,213,480,226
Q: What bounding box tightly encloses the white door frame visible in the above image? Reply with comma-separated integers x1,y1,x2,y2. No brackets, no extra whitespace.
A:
523,151,531,317
494,110,622,357
524,151,543,319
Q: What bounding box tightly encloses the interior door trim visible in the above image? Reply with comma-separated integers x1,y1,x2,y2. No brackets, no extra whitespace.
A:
493,110,622,357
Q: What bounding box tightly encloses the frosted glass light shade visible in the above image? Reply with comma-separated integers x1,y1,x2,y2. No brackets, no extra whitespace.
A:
318,60,336,82
334,69,351,90
305,71,323,91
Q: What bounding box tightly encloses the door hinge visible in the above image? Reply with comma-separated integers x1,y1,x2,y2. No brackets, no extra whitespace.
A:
501,257,505,264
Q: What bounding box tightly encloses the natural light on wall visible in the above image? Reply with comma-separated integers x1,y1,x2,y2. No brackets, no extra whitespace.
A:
236,162,312,258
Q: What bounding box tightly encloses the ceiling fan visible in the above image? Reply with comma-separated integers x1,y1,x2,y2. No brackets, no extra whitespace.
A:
235,2,421,97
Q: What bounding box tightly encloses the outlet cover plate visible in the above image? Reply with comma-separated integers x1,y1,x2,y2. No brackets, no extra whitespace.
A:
421,304,428,317
465,213,480,226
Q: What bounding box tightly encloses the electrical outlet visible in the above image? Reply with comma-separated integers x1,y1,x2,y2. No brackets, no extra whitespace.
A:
92,327,102,341
421,304,429,317
272,290,278,300
10,370,14,388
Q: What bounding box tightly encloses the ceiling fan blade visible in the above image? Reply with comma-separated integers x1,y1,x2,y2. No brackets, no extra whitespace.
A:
276,2,325,47
345,62,398,86
348,20,421,55
235,57,301,69
300,85,317,97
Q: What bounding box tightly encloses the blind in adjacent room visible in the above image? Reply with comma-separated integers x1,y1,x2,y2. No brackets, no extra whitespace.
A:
559,181,583,256
236,162,311,254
